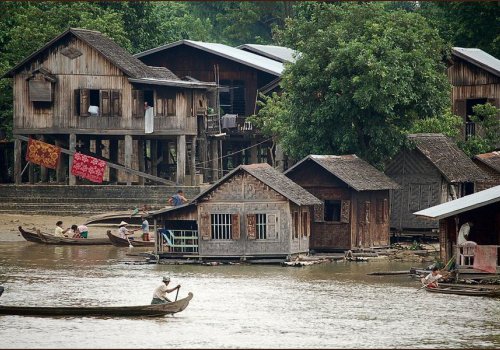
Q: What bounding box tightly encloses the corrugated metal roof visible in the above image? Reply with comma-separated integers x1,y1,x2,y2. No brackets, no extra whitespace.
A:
237,44,297,63
135,40,284,76
414,185,500,220
284,154,400,191
452,47,500,77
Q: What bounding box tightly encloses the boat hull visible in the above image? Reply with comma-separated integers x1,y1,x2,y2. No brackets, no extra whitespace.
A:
19,227,111,245
424,285,500,297
0,292,193,317
106,231,155,247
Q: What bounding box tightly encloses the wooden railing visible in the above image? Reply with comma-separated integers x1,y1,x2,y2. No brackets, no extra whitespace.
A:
465,122,476,140
456,244,500,268
157,228,199,254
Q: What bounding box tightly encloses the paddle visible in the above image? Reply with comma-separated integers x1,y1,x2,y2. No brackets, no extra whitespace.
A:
175,286,180,301
125,234,133,248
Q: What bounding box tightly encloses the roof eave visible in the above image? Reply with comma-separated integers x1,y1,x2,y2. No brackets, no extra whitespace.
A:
128,78,216,89
452,48,500,78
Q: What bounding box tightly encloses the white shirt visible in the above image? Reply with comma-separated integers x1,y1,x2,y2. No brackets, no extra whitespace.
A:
54,226,65,237
142,219,149,234
153,283,171,300
118,226,130,239
424,272,442,284
458,223,471,246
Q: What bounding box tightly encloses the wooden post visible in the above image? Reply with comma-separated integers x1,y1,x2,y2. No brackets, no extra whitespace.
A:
199,137,208,183
151,140,158,177
109,139,118,183
190,136,197,185
55,139,65,183
138,138,145,185
14,137,22,184
250,139,258,164
69,133,76,185
176,135,186,185
28,162,34,184
39,135,48,182
124,135,133,186
210,138,219,182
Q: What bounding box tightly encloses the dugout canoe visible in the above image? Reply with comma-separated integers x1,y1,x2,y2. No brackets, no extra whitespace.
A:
18,226,111,245
106,230,155,247
424,285,500,297
0,289,193,317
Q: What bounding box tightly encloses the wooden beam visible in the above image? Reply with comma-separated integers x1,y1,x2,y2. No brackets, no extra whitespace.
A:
69,133,76,185
14,138,22,184
138,139,145,186
39,135,48,182
124,135,133,186
14,135,175,185
177,135,186,185
190,136,197,185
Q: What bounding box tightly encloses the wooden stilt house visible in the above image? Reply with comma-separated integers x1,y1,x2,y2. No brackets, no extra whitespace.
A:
386,133,487,233
283,155,400,252
150,163,321,260
3,28,217,186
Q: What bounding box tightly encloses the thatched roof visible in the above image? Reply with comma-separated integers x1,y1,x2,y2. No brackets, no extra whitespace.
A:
4,28,179,80
192,163,321,206
408,133,487,183
285,154,400,191
474,151,500,173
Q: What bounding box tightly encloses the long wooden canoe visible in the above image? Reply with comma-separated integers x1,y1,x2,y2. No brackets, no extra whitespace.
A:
424,285,500,297
106,230,155,247
0,291,193,317
18,226,111,246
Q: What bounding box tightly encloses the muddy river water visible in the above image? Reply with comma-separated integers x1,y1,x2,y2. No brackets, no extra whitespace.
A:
0,241,499,348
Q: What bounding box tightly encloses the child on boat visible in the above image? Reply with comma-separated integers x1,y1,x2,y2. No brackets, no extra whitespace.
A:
421,267,443,288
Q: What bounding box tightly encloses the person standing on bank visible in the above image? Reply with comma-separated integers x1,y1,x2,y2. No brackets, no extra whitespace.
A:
168,190,188,207
151,277,181,304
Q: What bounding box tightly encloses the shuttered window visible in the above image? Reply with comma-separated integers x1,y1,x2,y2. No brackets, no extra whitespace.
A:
301,211,309,237
132,90,145,118
75,89,121,117
211,214,232,240
29,80,52,102
247,214,256,240
293,211,300,239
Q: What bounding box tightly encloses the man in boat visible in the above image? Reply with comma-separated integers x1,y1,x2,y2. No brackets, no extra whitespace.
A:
168,190,188,207
141,215,150,241
151,277,181,304
118,221,136,240
54,221,70,238
421,267,443,288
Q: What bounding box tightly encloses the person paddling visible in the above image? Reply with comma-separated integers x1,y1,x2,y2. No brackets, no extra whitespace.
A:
421,267,443,288
151,277,181,304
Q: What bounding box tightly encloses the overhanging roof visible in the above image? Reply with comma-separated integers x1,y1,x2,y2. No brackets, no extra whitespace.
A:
128,78,216,89
135,40,284,76
414,185,500,220
452,47,500,77
237,44,297,63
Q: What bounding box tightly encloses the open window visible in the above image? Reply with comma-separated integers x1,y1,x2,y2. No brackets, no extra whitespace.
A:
75,88,121,117
324,200,341,222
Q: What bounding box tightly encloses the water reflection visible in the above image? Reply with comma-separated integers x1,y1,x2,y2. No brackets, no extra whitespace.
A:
0,242,499,348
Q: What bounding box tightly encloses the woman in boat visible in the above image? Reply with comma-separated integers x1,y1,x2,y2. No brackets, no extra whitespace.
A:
151,277,181,304
421,267,443,288
54,221,70,238
118,221,136,240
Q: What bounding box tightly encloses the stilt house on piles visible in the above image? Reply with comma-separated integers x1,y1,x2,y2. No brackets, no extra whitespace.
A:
149,163,321,260
473,151,500,191
448,47,500,141
414,185,500,273
3,28,217,186
283,155,400,252
135,40,294,176
386,133,487,233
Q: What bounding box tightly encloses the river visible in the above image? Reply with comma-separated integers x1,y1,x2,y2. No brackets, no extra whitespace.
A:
0,241,499,349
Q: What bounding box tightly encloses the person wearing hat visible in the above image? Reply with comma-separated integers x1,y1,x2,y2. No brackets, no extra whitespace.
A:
151,277,181,304
117,221,136,240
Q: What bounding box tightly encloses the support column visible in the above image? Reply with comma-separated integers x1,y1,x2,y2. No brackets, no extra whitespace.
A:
55,139,65,183
14,138,22,184
199,137,209,182
275,142,285,172
124,135,133,186
69,133,76,185
210,138,219,182
109,139,118,183
190,136,197,185
151,140,158,177
138,139,145,185
95,136,102,158
250,139,258,164
40,135,48,182
176,135,186,185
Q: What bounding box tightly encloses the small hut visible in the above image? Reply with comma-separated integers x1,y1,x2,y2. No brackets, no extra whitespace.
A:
386,133,487,233
473,151,500,191
150,163,321,260
414,185,500,273
284,155,400,252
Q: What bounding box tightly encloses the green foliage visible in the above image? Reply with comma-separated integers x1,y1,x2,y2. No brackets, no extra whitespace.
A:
458,103,500,157
408,110,462,139
260,3,450,167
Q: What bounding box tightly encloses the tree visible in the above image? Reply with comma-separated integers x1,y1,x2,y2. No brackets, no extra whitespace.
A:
459,103,500,157
255,3,450,168
408,110,462,139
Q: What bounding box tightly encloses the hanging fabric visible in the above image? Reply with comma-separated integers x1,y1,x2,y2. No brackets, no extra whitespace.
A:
145,106,154,134
25,138,61,169
71,152,106,183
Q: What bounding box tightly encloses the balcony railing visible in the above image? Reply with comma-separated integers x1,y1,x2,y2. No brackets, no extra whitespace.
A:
156,228,198,254
465,122,476,140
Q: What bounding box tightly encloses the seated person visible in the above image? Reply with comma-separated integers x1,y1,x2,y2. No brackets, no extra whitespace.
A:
118,221,135,240
70,224,81,238
420,267,443,288
54,221,70,237
78,225,89,239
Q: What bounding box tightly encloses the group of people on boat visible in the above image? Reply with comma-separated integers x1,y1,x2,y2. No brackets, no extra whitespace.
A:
54,221,89,239
117,215,151,241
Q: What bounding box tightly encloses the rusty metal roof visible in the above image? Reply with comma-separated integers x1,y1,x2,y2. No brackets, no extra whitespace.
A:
474,151,500,173
285,154,400,191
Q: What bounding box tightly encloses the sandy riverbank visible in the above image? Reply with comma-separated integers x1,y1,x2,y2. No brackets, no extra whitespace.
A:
0,213,126,242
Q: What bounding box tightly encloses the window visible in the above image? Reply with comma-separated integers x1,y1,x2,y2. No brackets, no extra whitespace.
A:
324,200,341,222
301,211,309,237
75,89,121,117
256,214,267,240
155,90,176,117
293,211,300,239
219,80,245,115
211,214,232,240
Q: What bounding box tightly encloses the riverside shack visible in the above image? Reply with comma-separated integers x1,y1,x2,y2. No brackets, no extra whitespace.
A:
284,155,400,252
150,163,321,260
414,185,500,273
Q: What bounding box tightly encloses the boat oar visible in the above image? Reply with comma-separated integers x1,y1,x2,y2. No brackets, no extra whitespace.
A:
125,234,133,248
175,286,180,301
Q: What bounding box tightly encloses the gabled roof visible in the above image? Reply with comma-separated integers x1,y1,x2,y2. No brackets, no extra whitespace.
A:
474,151,500,173
414,185,500,220
193,163,321,206
452,47,500,77
284,154,400,191
407,133,487,183
4,28,179,80
135,40,284,76
237,44,297,63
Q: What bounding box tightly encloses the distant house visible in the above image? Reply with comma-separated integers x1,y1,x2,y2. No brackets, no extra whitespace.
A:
473,151,500,191
414,185,500,273
135,40,288,177
284,155,399,252
150,163,321,260
448,47,500,140
386,133,487,232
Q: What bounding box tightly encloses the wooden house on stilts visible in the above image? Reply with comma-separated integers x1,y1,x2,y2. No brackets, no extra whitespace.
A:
3,28,218,186
284,155,400,252
150,163,321,261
